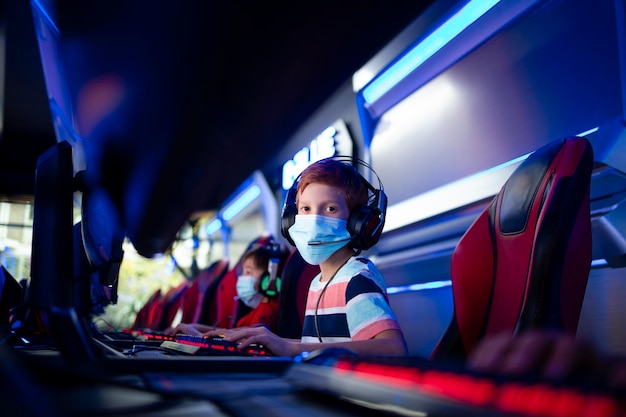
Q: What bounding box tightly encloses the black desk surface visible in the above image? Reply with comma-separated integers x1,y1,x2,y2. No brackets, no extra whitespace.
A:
4,343,625,417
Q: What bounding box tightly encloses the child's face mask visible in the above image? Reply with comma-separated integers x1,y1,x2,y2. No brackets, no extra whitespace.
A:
288,214,351,265
236,275,263,308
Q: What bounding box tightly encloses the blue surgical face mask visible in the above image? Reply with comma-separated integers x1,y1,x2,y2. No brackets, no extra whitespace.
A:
288,214,352,265
236,275,263,308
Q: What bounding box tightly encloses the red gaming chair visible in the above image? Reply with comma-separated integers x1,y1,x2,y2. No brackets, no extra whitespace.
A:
154,281,189,330
430,137,594,362
131,288,161,329
213,235,275,328
180,258,230,325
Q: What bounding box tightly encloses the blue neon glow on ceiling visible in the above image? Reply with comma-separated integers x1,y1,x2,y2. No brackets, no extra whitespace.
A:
205,218,222,236
363,0,500,105
222,185,261,221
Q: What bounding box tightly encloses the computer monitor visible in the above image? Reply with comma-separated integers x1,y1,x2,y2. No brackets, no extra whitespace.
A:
26,141,123,361
28,141,74,312
0,265,23,327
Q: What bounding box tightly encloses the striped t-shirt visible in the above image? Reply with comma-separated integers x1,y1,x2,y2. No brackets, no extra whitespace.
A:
301,256,403,343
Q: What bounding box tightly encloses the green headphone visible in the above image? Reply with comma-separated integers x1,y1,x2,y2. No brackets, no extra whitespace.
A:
259,273,281,297
258,239,283,298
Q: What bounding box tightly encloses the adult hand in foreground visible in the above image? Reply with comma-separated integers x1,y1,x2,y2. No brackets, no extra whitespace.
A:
466,330,626,391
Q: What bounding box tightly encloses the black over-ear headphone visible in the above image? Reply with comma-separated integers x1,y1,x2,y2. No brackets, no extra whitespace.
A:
259,240,282,297
280,157,387,251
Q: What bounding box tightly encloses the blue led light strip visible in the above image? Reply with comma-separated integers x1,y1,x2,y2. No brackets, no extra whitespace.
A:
205,218,222,236
387,280,452,294
363,0,500,104
222,185,261,221
31,0,61,36
591,259,608,267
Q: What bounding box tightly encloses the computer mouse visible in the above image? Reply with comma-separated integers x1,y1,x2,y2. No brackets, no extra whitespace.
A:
295,347,357,366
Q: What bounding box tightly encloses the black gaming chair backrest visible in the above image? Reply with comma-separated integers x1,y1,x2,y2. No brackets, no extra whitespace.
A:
276,249,320,339
431,137,594,362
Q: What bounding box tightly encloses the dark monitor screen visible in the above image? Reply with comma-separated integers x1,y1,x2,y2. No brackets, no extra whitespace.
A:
0,266,23,327
28,141,74,311
26,141,120,361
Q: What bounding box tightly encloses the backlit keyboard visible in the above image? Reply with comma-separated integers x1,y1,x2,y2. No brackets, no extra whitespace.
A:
117,329,271,356
287,353,625,417
170,334,271,356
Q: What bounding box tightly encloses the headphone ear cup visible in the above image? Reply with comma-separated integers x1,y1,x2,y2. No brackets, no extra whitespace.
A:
347,203,373,250
281,210,296,246
281,186,298,246
260,274,281,297
347,203,384,250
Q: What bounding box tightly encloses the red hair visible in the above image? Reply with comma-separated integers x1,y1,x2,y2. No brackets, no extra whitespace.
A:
296,158,368,211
